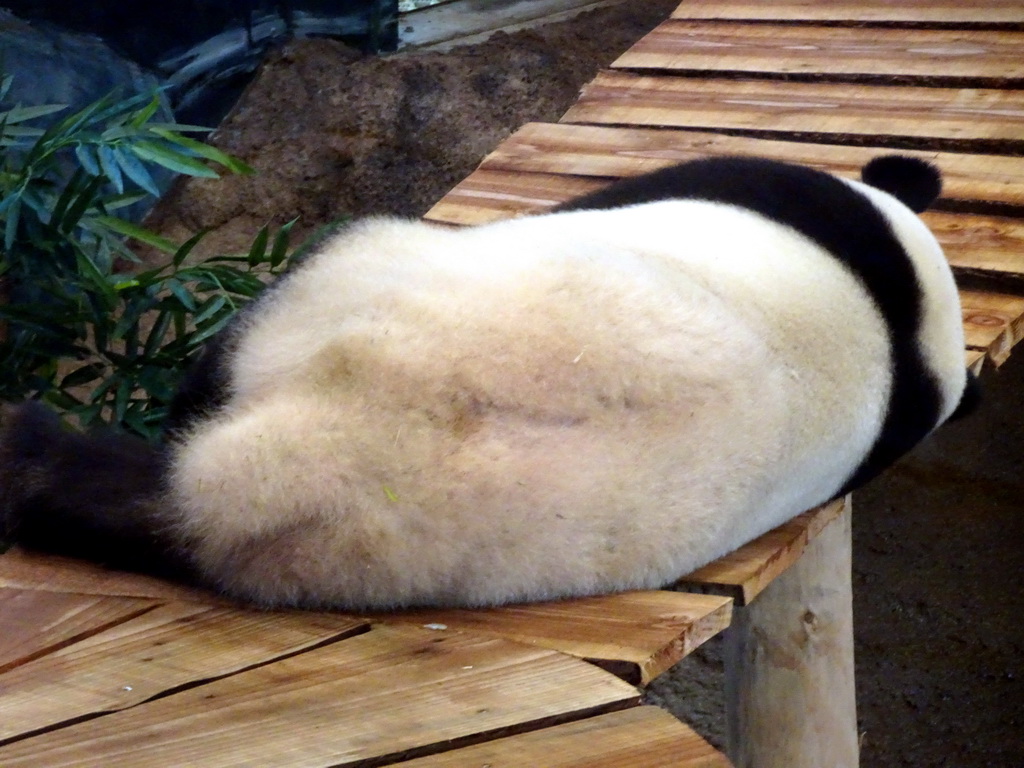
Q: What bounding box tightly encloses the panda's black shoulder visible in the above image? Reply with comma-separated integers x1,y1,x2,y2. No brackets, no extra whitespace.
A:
556,155,869,229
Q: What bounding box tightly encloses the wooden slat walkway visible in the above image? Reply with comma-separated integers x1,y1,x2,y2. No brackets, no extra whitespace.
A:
671,0,1024,25
0,544,737,765
4,1,1024,766
615,23,1024,81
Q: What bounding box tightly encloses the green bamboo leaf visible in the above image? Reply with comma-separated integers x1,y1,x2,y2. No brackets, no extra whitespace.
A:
74,144,102,176
30,96,112,157
74,250,116,304
145,122,213,133
0,124,46,139
149,128,254,174
60,363,104,389
97,144,124,193
114,378,132,423
129,94,162,129
88,90,157,127
51,167,87,227
114,145,160,196
192,294,228,326
269,218,298,268
166,278,198,312
131,141,219,178
98,190,149,212
59,175,105,233
73,401,104,427
87,376,117,404
1,103,67,125
172,228,209,268
247,224,269,267
4,197,20,253
188,310,234,347
43,389,85,410
142,309,174,358
94,215,176,254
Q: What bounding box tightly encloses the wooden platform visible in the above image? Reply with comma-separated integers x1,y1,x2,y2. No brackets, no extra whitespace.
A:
4,1,1024,766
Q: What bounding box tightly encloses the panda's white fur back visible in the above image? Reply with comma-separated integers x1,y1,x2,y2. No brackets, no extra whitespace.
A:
170,200,913,609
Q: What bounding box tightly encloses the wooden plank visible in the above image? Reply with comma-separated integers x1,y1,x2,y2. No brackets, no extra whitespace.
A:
378,590,732,686
0,548,221,603
0,588,156,674
672,0,1024,25
480,122,1024,210
676,498,848,606
394,706,731,767
966,348,987,375
0,601,367,742
925,211,1024,280
960,290,1024,365
424,169,602,225
563,71,1024,144
614,22,1024,81
0,625,640,767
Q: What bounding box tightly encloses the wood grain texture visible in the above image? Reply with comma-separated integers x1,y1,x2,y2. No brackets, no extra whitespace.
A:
614,22,1024,81
924,211,1024,279
0,548,221,602
672,0,1024,24
677,498,849,606
959,290,1024,365
966,348,987,375
377,590,732,686
424,169,601,225
725,498,858,768
481,122,1024,210
395,706,731,767
0,625,639,767
0,601,367,741
0,588,156,674
563,71,1024,143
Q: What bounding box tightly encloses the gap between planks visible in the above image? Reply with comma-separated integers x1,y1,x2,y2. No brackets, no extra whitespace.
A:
0,599,367,742
0,624,640,768
960,291,1024,366
562,71,1024,148
393,705,731,767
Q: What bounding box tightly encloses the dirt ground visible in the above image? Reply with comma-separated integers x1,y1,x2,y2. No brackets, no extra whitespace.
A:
149,2,1023,764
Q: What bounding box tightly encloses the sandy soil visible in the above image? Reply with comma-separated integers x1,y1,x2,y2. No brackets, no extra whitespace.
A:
148,2,1024,764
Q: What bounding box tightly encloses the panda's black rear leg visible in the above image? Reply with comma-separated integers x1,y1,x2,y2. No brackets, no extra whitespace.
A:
0,402,195,582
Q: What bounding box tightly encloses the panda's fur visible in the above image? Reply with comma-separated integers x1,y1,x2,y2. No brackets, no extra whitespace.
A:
0,155,975,610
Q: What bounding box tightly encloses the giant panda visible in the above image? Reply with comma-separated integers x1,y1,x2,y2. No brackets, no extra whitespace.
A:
0,155,977,611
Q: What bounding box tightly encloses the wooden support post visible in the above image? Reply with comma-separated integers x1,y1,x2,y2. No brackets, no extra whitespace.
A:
725,495,858,768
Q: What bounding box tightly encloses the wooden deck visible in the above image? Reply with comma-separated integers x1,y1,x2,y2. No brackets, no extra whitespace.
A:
3,1,1024,766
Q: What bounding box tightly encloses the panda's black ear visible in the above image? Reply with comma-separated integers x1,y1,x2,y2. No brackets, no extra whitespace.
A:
861,155,942,213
